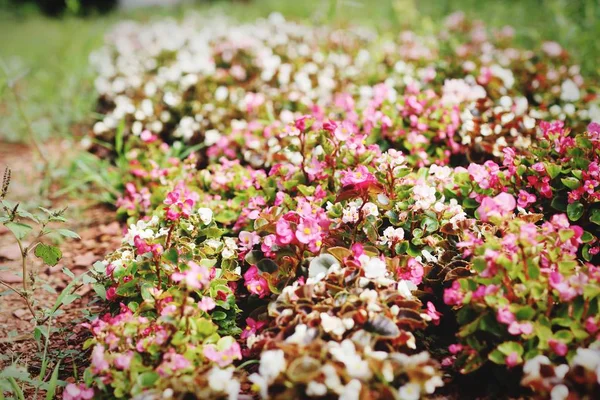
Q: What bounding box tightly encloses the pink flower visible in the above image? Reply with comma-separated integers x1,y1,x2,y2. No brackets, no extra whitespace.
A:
505,352,521,368
496,307,515,325
424,302,441,325
244,266,270,298
198,297,216,312
548,339,568,356
275,217,295,245
241,317,267,339
295,116,309,131
477,192,516,222
585,317,599,334
239,231,260,251
448,344,463,355
467,161,499,189
171,261,211,290
156,350,191,377
133,235,163,257
323,120,337,133
549,271,577,301
340,165,377,187
63,383,94,400
114,351,134,370
519,223,538,244
140,130,158,143
508,321,533,336
444,281,464,306
517,190,536,208
105,286,117,301
532,162,545,173
398,258,424,285
164,183,199,221
334,120,355,141
295,218,321,244
203,341,242,367
91,344,109,374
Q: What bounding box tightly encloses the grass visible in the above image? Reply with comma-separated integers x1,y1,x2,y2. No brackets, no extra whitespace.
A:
0,0,598,143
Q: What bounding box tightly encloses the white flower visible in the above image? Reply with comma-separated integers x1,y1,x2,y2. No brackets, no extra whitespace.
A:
398,383,421,400
208,366,234,391
363,257,387,279
207,367,239,399
379,226,404,246
339,379,362,400
398,280,416,298
550,385,569,400
413,183,437,210
306,381,327,397
572,348,600,371
522,355,556,384
197,208,213,225
560,79,580,102
424,375,443,394
362,202,379,217
123,216,159,246
258,349,286,382
286,324,316,345
322,364,343,392
328,340,372,380
342,204,360,223
248,373,269,399
204,129,221,146
320,313,347,337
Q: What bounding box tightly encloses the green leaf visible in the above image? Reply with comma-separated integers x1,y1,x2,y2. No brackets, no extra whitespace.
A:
211,311,227,320
163,248,179,264
590,209,600,226
55,229,80,239
5,222,32,240
61,294,79,306
488,349,506,364
550,195,567,212
560,177,580,190
421,216,439,233
581,231,595,243
45,361,61,400
93,284,106,300
137,372,159,388
62,267,75,279
34,244,62,267
566,202,584,221
558,229,574,242
497,341,524,356
544,163,561,179
16,209,39,223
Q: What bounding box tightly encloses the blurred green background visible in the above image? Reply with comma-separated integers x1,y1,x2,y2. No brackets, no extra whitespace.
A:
0,0,598,143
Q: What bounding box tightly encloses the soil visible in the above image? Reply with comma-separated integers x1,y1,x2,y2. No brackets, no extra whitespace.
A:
0,141,121,397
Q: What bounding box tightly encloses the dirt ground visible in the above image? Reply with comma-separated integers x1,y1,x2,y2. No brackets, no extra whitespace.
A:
0,141,122,394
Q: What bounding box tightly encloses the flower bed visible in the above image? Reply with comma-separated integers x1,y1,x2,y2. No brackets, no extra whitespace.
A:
67,12,599,400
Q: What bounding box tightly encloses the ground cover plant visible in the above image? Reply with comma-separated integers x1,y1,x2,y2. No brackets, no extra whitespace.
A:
57,10,600,399
1,1,600,399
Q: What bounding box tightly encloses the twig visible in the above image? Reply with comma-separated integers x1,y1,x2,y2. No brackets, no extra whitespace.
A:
0,279,36,320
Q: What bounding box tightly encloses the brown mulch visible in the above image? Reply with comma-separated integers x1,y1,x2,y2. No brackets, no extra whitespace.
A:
0,141,122,395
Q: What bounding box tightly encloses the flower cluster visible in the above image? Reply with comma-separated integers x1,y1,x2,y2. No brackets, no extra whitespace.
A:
65,11,600,400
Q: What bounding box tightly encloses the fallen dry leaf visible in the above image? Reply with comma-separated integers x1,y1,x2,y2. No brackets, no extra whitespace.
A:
12,309,31,320
0,271,23,283
0,244,22,261
73,252,98,268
